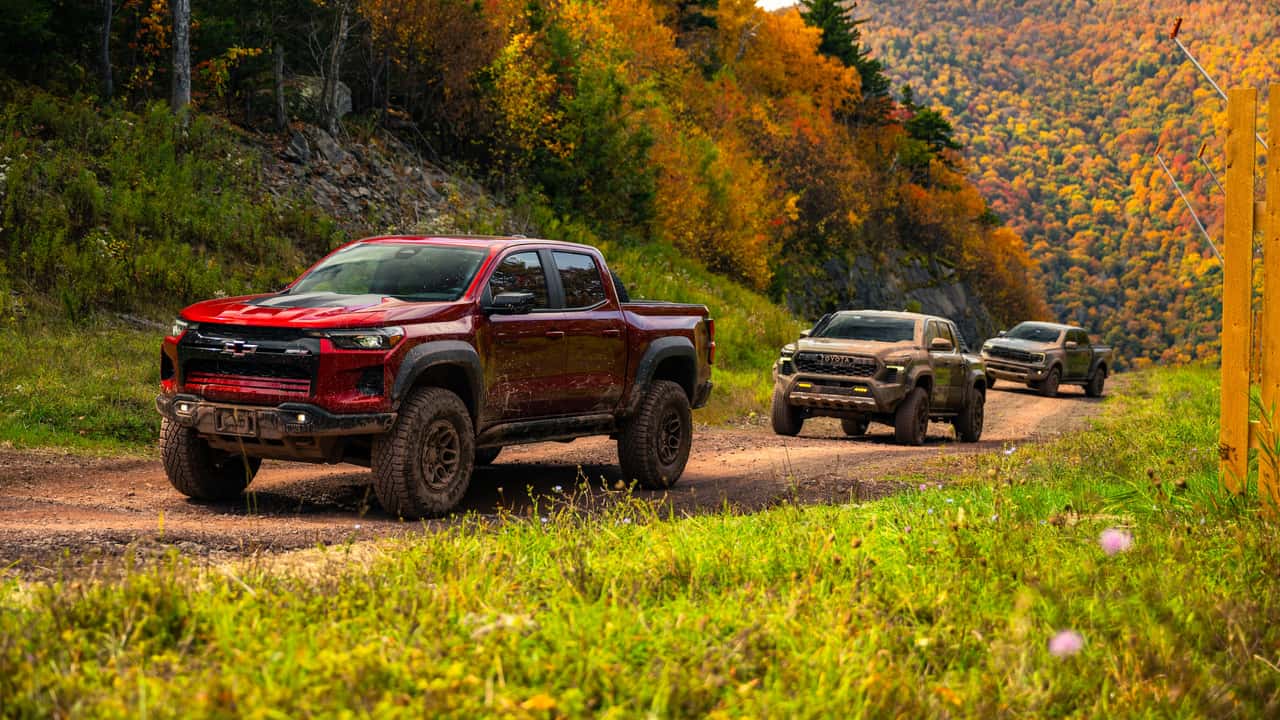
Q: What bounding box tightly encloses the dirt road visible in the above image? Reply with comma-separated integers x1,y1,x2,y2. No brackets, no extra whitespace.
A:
0,386,1105,567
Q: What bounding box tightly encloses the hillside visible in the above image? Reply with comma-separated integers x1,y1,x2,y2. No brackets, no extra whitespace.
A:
862,0,1280,367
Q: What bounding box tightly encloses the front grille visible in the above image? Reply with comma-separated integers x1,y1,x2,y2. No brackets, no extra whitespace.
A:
987,346,1036,363
186,372,312,398
178,325,320,403
193,323,310,342
185,359,311,380
794,352,877,377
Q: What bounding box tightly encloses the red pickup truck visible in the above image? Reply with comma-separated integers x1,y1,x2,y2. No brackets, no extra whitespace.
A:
156,236,714,517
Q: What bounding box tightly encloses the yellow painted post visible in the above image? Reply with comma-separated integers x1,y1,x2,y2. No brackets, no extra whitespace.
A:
1262,85,1280,514
1220,87,1256,495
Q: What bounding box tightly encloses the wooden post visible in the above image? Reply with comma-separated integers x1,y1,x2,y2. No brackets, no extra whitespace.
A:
1262,85,1280,513
1221,88,1256,494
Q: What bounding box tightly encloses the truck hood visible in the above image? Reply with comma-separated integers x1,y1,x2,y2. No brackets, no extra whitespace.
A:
180,292,463,328
795,337,917,359
985,337,1055,352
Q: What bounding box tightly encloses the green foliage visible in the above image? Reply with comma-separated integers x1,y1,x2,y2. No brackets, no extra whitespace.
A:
799,0,891,115
3,368,1278,715
0,88,343,318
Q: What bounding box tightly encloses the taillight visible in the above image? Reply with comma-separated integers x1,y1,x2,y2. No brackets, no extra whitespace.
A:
707,318,716,365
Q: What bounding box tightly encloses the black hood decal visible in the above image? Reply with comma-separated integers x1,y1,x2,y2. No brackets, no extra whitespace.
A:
246,292,387,310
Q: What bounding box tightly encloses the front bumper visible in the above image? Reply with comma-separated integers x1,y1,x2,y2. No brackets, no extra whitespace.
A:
983,359,1050,383
156,393,395,440
774,371,909,415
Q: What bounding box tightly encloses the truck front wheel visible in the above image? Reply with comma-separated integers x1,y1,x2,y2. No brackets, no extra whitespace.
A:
893,387,930,446
1085,369,1106,398
619,380,692,489
1034,367,1061,398
160,419,260,500
372,387,475,518
770,388,804,437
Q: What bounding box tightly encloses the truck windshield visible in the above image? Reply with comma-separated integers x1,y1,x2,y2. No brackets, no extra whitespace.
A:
816,315,916,343
1006,323,1062,343
289,243,489,301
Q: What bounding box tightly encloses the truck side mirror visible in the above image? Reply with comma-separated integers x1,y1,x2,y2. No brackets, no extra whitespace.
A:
997,330,1007,337
484,291,536,315
799,328,812,338
1064,340,1078,349
929,337,954,352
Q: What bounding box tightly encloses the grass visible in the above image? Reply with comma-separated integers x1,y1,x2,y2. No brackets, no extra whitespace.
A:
0,312,157,453
3,366,1278,716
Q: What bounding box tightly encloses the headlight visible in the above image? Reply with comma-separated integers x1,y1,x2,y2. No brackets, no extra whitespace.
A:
1032,352,1046,364
780,343,797,358
326,327,406,350
981,342,993,353
170,318,193,338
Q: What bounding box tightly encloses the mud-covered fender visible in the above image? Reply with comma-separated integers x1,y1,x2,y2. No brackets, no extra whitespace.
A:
625,336,698,415
391,340,483,414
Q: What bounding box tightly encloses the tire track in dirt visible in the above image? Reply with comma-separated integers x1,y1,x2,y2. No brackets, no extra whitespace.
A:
0,384,1107,567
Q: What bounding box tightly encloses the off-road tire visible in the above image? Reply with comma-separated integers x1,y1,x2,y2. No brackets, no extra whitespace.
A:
1085,369,1106,398
475,447,502,465
372,387,475,518
619,380,693,490
954,386,985,442
893,386,930,446
160,418,260,500
770,388,805,437
1036,367,1061,398
841,416,870,437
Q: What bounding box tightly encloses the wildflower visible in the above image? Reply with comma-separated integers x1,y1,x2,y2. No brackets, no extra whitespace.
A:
540,517,549,524
1098,528,1133,555
1004,446,1017,455
353,524,362,530
919,483,929,491
1048,630,1084,657
927,508,934,515
945,498,954,504
552,485,563,493
990,514,999,522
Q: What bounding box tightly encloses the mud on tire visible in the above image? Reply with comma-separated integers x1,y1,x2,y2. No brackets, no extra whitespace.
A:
954,386,985,442
770,388,804,437
619,380,692,490
893,386,930,446
372,387,475,519
160,418,260,500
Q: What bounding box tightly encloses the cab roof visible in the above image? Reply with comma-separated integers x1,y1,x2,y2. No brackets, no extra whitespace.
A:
355,235,599,253
833,309,954,325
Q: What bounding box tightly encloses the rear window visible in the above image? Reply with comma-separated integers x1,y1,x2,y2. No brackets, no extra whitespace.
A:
1007,323,1062,343
816,315,916,343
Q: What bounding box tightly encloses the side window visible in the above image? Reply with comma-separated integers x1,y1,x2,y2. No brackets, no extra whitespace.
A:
939,323,957,350
488,251,550,309
553,251,607,309
925,321,941,346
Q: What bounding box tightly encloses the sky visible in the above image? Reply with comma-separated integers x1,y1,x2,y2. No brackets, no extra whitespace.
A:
756,0,797,10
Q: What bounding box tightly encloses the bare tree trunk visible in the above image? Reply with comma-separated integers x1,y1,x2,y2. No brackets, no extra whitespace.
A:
100,0,114,99
171,0,192,116
320,3,349,136
274,41,287,130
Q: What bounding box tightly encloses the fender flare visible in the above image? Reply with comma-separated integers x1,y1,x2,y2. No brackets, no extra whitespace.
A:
626,336,698,414
391,340,483,415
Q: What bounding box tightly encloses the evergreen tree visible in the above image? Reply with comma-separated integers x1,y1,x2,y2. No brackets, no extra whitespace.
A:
798,0,890,109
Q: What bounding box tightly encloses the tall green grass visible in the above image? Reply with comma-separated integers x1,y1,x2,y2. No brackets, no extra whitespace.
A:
3,367,1277,716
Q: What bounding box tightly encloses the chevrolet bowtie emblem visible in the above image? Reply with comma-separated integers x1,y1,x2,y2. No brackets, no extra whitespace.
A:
221,340,258,357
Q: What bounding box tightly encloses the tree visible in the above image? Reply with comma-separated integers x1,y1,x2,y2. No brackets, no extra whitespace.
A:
319,0,354,135
171,0,191,114
798,0,889,119
99,0,115,99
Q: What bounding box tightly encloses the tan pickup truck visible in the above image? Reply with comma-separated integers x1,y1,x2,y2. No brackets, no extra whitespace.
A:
980,321,1112,397
770,310,988,445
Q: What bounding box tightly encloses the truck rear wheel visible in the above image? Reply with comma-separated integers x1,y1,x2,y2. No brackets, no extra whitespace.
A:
893,387,930,446
160,418,260,500
372,387,475,518
770,388,804,437
841,416,870,437
1085,369,1106,398
619,380,692,490
954,386,985,442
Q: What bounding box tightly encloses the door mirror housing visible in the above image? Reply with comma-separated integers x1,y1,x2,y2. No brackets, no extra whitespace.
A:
997,330,1007,337
484,291,536,315
1064,340,1079,350
929,337,955,352
799,328,812,338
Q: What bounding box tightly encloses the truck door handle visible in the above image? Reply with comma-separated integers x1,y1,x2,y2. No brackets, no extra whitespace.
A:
545,330,566,340
602,329,621,338
496,333,517,345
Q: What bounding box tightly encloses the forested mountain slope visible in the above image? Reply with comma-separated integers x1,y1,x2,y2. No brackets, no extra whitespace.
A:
863,0,1280,366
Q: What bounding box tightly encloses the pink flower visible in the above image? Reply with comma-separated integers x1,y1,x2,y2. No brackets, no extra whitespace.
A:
1048,630,1084,657
1099,528,1133,556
